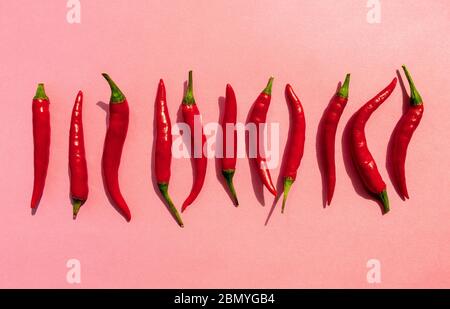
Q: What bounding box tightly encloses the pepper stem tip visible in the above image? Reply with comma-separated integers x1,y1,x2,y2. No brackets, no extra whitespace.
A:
183,70,195,105
281,178,294,213
158,183,184,228
337,73,351,98
102,73,126,104
263,77,274,95
34,83,49,100
72,200,83,220
378,190,390,214
222,170,239,206
402,65,423,106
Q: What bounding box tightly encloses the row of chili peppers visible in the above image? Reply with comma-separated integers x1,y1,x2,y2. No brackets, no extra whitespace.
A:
31,66,424,226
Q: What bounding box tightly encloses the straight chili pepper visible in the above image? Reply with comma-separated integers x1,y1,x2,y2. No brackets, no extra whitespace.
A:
30,83,50,210
154,79,184,227
281,84,306,213
69,91,88,219
321,74,350,206
181,71,207,212
350,77,397,214
102,73,131,221
221,84,239,206
248,77,277,196
391,65,424,199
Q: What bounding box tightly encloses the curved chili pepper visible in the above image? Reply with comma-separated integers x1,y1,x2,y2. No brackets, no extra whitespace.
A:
69,91,88,219
248,77,277,196
154,79,184,227
181,71,207,212
30,83,50,210
281,84,306,213
350,77,397,214
321,74,350,206
221,84,239,206
102,73,131,221
391,65,424,199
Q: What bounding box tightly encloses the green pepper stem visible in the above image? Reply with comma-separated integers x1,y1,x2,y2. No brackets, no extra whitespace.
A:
222,169,239,206
281,177,295,213
72,200,83,220
402,65,423,106
34,83,49,100
102,73,126,104
183,70,196,105
378,190,390,214
337,73,351,98
158,183,184,228
262,77,274,95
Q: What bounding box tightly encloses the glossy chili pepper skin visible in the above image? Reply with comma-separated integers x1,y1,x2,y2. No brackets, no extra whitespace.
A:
248,77,277,196
221,84,239,206
69,91,88,219
391,65,424,199
181,71,207,212
321,74,350,206
31,84,50,210
102,73,131,221
155,79,184,227
281,84,306,213
350,78,397,214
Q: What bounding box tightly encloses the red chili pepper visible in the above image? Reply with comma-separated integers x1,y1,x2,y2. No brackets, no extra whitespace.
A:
69,91,88,219
181,71,207,212
221,84,239,206
320,74,351,206
281,84,306,213
350,77,397,214
30,83,51,210
248,77,277,196
102,73,131,221
391,65,424,199
155,79,184,227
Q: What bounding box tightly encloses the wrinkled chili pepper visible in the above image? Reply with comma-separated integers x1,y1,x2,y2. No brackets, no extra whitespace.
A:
248,77,277,197
350,77,397,214
391,65,424,199
69,91,88,219
181,71,207,212
221,84,239,206
154,79,184,227
102,73,131,221
281,84,306,213
31,83,51,210
321,74,350,206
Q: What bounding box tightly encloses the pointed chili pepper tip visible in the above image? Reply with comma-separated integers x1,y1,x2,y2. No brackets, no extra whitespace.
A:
281,177,294,213
402,65,423,106
72,200,83,220
158,183,184,228
262,77,274,95
378,190,390,214
183,70,195,105
327,194,333,206
337,74,351,99
222,169,239,207
34,83,49,100
102,73,126,104
181,203,188,213
76,90,83,103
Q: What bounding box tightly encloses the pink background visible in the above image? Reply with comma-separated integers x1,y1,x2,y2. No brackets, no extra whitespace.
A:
0,0,449,288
